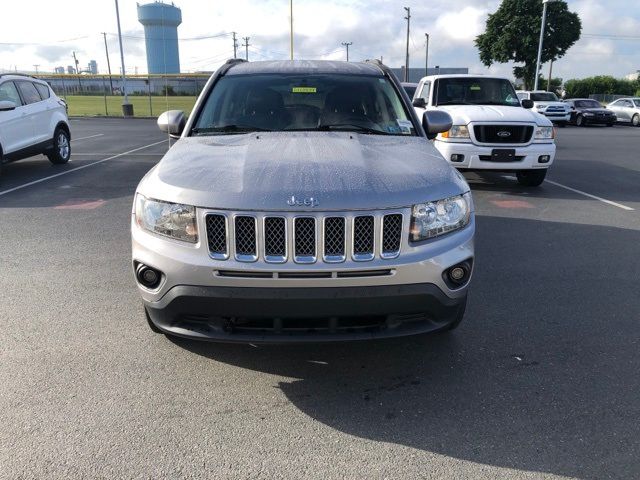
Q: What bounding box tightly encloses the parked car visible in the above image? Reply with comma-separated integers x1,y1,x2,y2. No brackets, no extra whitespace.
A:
401,82,419,100
413,75,556,187
564,98,616,126
516,90,571,126
133,59,473,342
607,98,640,127
0,73,71,174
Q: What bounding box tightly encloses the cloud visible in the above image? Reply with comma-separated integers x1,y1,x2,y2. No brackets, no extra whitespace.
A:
35,45,78,63
434,6,487,43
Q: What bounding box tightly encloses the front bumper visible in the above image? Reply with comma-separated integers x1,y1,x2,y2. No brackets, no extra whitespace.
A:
144,283,467,342
539,112,571,123
434,140,555,170
582,115,616,124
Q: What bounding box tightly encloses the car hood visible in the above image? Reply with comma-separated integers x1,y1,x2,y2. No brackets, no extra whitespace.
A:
422,105,550,126
137,132,469,211
533,101,566,109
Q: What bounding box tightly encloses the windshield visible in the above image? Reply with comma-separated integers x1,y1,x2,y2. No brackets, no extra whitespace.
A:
192,73,416,136
575,100,601,108
433,77,520,107
530,92,559,102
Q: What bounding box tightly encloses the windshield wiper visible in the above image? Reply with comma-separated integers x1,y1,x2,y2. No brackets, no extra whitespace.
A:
435,101,474,106
471,101,517,106
192,124,273,135
316,123,392,135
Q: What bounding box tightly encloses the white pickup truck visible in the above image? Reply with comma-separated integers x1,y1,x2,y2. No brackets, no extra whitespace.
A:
412,75,556,187
516,90,571,126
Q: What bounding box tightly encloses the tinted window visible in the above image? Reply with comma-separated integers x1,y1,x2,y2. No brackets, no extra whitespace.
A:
16,81,41,104
193,73,415,136
575,100,601,108
434,77,520,107
0,81,22,105
34,83,50,99
530,92,559,102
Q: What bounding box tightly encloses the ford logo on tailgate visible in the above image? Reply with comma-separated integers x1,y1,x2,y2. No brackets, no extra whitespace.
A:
497,130,512,138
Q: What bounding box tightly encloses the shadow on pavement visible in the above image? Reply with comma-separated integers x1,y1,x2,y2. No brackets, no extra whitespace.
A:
169,216,640,479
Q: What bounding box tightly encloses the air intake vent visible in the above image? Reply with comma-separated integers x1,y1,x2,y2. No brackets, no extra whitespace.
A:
264,217,286,262
234,216,257,261
353,216,374,261
294,217,316,263
324,217,346,262
381,214,402,258
205,214,227,259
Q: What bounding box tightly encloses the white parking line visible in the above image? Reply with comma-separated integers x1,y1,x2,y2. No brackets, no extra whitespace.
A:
71,134,104,142
546,179,635,211
72,152,165,156
0,140,168,198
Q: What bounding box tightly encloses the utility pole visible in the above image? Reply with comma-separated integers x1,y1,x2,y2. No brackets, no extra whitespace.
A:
425,33,429,77
232,32,238,59
72,51,82,91
242,37,251,61
341,42,352,62
404,7,411,82
33,65,40,74
102,32,114,94
547,58,554,92
289,0,294,60
114,0,132,116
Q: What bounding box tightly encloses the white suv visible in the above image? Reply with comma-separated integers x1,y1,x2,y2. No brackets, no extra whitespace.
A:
0,74,71,174
516,90,570,126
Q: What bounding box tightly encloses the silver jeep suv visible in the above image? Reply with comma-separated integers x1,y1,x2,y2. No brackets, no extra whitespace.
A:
132,59,475,342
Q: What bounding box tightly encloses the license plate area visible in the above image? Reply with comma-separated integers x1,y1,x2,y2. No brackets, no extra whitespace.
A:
490,149,517,162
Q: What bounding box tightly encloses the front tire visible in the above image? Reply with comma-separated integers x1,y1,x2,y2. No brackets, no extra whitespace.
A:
575,114,584,127
632,114,640,127
516,169,547,187
47,128,71,164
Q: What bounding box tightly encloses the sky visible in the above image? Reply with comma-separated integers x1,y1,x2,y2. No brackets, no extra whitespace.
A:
1,0,639,81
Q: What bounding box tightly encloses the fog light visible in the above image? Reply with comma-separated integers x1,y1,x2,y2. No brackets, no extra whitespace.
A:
443,260,473,289
538,155,550,164
136,263,162,289
449,267,466,281
451,154,465,162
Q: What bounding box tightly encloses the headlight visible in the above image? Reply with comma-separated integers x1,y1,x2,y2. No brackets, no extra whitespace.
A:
410,193,472,242
135,194,198,243
440,125,470,139
534,126,555,140
583,112,594,116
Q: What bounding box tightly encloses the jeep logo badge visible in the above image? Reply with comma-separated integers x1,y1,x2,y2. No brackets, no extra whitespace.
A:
287,195,319,207
497,130,512,138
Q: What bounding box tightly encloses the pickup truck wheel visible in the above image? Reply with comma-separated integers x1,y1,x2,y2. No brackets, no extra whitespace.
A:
575,114,584,127
632,114,640,127
516,169,547,187
47,128,71,165
144,307,164,334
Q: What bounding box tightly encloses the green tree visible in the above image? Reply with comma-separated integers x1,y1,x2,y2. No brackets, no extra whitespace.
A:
537,76,563,95
476,0,582,89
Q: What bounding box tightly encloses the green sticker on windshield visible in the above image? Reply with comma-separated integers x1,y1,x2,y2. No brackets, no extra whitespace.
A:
292,87,316,93
470,85,481,91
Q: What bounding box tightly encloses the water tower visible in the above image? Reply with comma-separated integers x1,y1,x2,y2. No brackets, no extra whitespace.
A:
137,2,182,74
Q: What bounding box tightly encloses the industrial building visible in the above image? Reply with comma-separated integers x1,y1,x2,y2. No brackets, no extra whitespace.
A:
137,1,182,74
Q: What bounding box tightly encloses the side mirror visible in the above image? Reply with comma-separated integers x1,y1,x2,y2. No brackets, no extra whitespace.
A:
521,99,534,109
412,97,426,108
0,100,17,112
422,110,453,140
158,110,186,138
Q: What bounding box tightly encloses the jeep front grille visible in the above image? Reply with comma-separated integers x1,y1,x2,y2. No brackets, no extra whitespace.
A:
204,211,405,264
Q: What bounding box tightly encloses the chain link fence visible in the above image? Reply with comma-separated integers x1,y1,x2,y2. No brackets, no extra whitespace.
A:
588,94,628,105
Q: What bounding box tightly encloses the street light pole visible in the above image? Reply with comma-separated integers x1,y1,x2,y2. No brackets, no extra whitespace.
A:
114,0,133,116
341,42,352,62
425,33,429,77
534,0,557,91
289,0,294,60
404,7,411,82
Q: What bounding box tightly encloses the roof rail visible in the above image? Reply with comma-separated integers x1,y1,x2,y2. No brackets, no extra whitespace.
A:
225,58,246,65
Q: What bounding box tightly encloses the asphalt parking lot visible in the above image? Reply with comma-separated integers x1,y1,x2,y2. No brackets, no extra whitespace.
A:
1,119,639,479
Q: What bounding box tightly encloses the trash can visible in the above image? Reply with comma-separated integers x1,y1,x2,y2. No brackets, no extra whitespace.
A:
122,103,134,117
